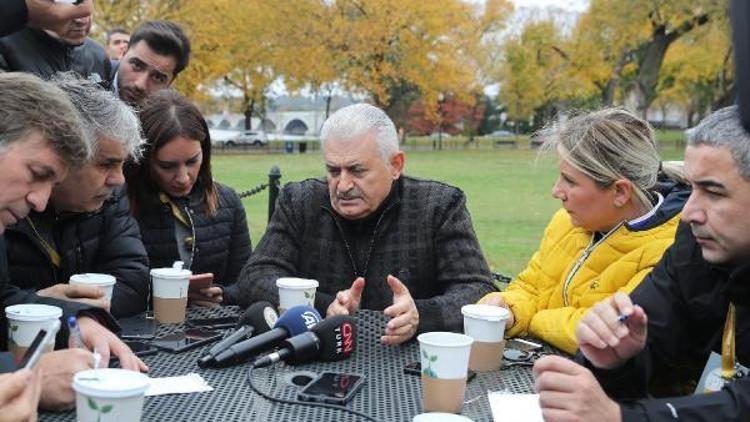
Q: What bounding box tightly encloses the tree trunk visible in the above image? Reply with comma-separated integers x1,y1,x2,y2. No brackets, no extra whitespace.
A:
244,96,255,130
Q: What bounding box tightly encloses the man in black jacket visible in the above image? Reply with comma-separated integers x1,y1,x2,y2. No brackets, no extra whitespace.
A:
112,20,190,106
227,103,497,345
0,0,93,38
0,0,109,83
533,106,750,421
0,72,144,415
5,73,149,319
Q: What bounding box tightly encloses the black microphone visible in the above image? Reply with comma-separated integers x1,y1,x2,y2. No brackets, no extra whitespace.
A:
197,301,278,368
209,305,322,367
252,315,356,369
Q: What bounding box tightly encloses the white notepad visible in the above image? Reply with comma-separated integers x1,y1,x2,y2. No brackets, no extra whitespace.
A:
145,373,213,396
487,392,544,422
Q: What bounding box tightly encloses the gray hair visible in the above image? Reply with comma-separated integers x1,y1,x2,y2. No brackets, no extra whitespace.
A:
541,107,684,209
687,105,750,180
52,73,144,161
320,103,399,162
0,72,90,168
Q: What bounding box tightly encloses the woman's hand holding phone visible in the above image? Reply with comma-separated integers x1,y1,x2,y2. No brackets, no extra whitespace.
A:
188,273,223,307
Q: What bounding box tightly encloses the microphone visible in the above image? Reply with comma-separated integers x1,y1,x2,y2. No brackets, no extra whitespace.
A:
253,315,356,369
197,301,278,368
209,305,321,367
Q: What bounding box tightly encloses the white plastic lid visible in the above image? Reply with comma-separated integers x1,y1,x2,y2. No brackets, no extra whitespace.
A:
276,277,319,289
70,273,116,286
5,304,63,322
413,413,474,422
461,304,510,322
150,267,192,280
73,369,150,399
417,332,474,348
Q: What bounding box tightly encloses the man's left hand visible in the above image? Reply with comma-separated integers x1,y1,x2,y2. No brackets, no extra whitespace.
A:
382,275,419,345
533,355,621,422
77,316,148,372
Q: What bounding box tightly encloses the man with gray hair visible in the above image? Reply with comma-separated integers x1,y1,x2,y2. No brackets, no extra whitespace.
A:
5,73,150,319
532,105,750,421
0,72,145,413
227,103,496,344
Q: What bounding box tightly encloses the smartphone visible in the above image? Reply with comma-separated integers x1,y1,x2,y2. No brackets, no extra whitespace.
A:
189,273,214,295
187,316,238,330
506,338,543,353
403,362,477,383
119,315,157,340
297,372,366,405
123,340,159,357
17,327,56,370
151,328,222,353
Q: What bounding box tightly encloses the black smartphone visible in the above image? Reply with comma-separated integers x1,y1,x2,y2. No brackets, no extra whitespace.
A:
151,328,222,353
297,372,366,405
119,315,157,340
123,340,159,357
403,361,477,383
187,316,238,330
17,328,55,370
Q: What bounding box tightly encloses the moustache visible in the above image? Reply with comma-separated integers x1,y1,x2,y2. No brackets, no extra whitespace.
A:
336,189,363,200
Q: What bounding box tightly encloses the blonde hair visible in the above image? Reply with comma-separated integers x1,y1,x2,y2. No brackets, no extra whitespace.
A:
541,108,685,209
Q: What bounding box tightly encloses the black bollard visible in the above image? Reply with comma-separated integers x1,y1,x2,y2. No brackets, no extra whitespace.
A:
268,165,281,222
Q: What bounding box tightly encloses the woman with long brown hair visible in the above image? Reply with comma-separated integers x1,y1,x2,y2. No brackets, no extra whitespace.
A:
126,90,251,306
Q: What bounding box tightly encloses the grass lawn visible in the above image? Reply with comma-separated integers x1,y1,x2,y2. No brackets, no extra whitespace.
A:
212,131,686,278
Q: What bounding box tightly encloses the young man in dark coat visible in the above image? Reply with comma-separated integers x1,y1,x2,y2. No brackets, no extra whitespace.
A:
226,103,497,345
533,106,750,421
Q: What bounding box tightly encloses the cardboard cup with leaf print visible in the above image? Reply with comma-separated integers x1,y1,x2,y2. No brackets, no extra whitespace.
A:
73,368,150,422
276,278,318,315
417,332,474,413
5,304,62,359
461,304,510,372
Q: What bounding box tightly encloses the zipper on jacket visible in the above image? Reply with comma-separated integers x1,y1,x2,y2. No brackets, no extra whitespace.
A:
561,221,624,306
325,201,396,279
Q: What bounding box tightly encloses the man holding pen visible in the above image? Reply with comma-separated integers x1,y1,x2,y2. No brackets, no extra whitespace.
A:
0,72,145,418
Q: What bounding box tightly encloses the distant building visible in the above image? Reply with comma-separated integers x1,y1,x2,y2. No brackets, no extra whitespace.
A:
207,95,357,135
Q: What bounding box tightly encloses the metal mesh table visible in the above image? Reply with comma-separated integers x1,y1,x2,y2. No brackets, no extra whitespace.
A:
40,307,543,422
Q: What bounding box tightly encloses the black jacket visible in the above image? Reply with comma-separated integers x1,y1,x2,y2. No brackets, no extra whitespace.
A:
0,0,27,37
0,26,110,82
4,188,150,318
134,182,251,287
0,235,117,368
583,223,750,421
225,176,497,333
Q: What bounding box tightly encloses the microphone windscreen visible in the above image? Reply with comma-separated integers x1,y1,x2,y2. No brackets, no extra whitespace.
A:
274,305,321,336
240,301,278,335
313,315,356,362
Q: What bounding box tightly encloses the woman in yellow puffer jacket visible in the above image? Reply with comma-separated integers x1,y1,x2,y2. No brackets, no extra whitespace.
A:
480,108,690,354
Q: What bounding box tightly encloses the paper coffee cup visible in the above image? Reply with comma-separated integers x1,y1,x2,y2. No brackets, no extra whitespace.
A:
462,304,510,372
73,368,150,422
5,304,62,359
70,273,117,302
276,278,318,314
417,332,474,413
150,265,191,324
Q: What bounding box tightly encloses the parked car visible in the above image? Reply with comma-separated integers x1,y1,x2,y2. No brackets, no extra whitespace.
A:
429,131,453,139
487,130,515,138
228,130,268,147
